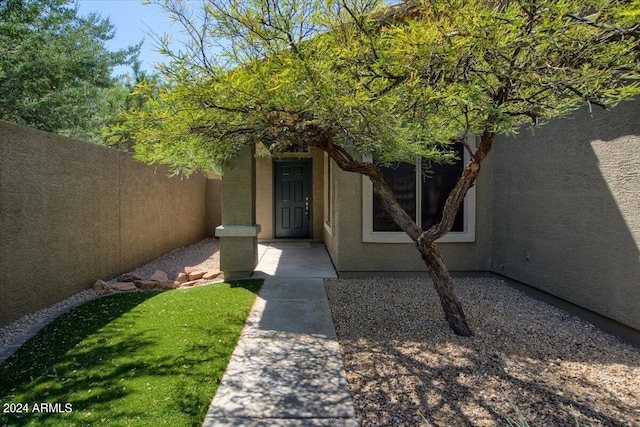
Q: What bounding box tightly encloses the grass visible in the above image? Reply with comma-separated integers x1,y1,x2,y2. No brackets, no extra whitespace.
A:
0,280,262,427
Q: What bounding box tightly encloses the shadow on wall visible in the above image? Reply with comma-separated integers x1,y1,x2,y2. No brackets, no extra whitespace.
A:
492,99,640,333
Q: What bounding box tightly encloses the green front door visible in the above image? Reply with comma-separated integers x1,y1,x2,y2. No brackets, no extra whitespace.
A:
274,159,312,238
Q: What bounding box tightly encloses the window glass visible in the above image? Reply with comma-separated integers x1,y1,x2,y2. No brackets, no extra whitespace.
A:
372,142,464,233
373,162,416,231
421,158,464,232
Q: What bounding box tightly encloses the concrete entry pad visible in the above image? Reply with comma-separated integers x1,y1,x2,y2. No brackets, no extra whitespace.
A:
203,243,357,427
252,243,338,279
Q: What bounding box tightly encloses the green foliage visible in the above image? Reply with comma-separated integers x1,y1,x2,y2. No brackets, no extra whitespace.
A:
0,0,139,137
98,62,165,149
117,0,639,175
0,280,262,426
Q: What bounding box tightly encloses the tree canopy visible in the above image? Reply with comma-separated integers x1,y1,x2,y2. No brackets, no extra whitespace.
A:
123,0,639,173
99,62,164,149
0,0,139,137
118,0,640,335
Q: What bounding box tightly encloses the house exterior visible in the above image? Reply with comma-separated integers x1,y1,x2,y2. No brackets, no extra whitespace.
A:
216,99,640,340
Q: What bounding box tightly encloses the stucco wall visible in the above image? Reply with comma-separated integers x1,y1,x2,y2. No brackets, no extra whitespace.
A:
255,155,273,238
206,175,222,236
327,155,493,275
491,100,640,331
0,121,213,327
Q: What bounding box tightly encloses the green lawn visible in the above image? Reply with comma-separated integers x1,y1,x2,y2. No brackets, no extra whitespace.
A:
0,280,262,427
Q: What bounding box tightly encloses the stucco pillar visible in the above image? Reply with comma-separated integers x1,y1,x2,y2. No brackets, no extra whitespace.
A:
215,146,261,279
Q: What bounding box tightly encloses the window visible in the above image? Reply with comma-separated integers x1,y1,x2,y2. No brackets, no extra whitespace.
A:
372,161,416,231
363,135,476,243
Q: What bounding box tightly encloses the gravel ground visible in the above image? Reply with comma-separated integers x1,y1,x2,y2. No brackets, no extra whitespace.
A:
326,276,640,427
4,242,638,426
117,237,220,283
0,238,220,358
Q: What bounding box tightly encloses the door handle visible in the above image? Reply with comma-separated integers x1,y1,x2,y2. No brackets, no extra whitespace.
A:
304,197,310,217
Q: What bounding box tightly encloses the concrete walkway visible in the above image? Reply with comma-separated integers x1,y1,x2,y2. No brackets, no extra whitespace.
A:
202,243,358,427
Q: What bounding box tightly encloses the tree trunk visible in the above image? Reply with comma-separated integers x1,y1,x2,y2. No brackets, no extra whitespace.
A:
315,132,495,337
420,243,472,336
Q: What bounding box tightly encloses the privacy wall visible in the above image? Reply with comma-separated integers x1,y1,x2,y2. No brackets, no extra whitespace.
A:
492,100,640,332
0,121,218,327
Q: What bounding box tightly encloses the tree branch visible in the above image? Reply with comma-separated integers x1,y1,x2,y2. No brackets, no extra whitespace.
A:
566,13,640,40
560,83,609,110
312,133,423,242
418,130,494,246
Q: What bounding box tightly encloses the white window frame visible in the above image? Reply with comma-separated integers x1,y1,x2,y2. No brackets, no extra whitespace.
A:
362,135,476,243
323,153,335,235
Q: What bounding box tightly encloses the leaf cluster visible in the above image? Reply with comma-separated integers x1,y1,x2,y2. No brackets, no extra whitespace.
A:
97,63,165,150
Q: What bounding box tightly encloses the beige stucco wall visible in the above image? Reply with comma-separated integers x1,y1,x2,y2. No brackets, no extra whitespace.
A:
325,155,493,275
206,175,222,236
0,121,211,327
256,147,325,241
491,100,640,331
255,155,273,238
217,145,260,278
117,155,209,271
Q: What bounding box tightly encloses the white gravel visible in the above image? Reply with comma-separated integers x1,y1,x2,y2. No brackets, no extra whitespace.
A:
326,276,640,427
0,238,220,360
117,237,220,283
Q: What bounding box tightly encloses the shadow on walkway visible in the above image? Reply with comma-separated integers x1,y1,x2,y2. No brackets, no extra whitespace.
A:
202,243,357,427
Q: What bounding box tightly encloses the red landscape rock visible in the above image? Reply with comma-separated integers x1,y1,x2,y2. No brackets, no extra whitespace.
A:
187,271,206,281
202,270,221,280
92,280,112,295
148,270,168,282
110,282,138,292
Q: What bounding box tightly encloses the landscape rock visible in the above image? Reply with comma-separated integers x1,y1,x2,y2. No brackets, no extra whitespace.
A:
92,280,112,295
202,270,221,280
158,281,180,290
148,270,168,282
116,273,142,283
187,271,206,281
110,282,138,292
91,268,214,295
134,280,159,291
178,280,201,288
1,238,223,366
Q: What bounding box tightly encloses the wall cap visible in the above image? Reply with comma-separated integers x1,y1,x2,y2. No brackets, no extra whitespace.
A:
215,225,262,237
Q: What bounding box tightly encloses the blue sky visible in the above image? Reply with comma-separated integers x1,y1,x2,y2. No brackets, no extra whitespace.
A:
76,0,186,77
76,0,401,77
